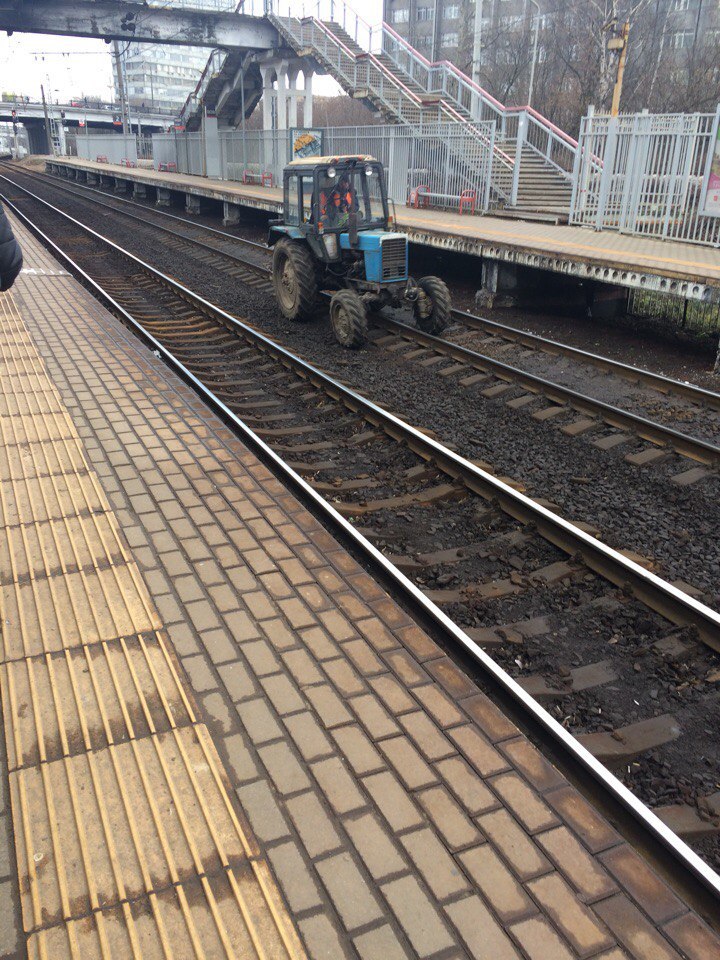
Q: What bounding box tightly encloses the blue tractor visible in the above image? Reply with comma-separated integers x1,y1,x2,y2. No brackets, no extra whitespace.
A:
268,154,451,348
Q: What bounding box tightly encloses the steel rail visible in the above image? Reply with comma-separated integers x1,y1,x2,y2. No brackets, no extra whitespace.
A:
379,316,720,466
5,187,720,911
9,166,720,465
451,306,720,412
4,174,720,646
0,162,270,263
28,161,720,412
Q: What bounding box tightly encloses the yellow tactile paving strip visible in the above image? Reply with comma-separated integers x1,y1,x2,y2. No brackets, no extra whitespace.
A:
0,291,306,959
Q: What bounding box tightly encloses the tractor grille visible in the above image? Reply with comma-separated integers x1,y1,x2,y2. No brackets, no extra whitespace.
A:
381,237,407,280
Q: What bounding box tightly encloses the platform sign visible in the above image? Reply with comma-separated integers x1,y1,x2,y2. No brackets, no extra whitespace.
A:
701,108,720,216
291,128,323,162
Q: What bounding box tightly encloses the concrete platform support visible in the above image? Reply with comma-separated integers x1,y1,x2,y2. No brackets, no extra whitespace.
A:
114,177,128,193
222,200,240,226
185,192,201,215
156,187,171,208
133,182,147,200
476,259,520,308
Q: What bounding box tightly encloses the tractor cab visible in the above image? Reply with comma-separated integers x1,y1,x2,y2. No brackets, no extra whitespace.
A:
268,155,450,348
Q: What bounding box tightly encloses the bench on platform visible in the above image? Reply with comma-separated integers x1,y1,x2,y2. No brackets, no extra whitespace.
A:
242,164,274,188
408,184,478,215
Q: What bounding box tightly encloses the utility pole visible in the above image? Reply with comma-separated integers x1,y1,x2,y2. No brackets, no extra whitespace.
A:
471,0,484,120
112,40,130,135
527,0,540,108
40,83,55,156
609,20,630,116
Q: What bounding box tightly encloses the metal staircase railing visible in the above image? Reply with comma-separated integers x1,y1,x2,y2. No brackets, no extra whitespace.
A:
270,5,514,204
294,0,578,198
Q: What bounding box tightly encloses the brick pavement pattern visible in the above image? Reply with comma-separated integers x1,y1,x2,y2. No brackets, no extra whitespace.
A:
4,212,720,960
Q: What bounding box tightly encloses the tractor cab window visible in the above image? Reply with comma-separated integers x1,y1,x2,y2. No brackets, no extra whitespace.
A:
286,173,315,225
357,165,386,227
317,163,387,231
284,174,300,225
318,169,355,230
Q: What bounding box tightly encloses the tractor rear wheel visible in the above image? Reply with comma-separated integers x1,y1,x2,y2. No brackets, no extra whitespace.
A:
330,290,368,349
414,276,451,335
272,239,319,321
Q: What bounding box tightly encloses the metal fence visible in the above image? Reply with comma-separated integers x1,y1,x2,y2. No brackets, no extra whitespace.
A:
76,133,139,164
570,109,720,246
149,122,494,211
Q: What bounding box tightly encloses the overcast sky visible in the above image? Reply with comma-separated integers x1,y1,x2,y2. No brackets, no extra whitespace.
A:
0,0,385,105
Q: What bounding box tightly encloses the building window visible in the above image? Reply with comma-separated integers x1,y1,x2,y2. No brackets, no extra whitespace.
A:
391,7,409,21
445,4,459,18
671,0,689,10
416,35,432,48
442,32,459,46
417,6,432,20
670,30,692,48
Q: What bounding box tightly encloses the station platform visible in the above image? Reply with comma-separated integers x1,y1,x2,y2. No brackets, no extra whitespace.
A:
1,209,720,959
48,156,720,305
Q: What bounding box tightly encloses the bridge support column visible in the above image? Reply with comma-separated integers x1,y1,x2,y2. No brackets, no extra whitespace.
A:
185,193,201,215
303,71,313,126
276,64,289,132
114,177,128,193
133,182,147,200
86,172,97,186
223,201,240,226
287,68,299,129
156,187,171,207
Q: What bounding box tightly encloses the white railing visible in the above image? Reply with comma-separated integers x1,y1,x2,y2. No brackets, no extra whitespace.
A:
570,109,720,246
153,122,495,212
269,0,576,202
271,10,510,202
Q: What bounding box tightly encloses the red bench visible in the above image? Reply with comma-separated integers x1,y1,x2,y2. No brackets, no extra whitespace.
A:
409,184,478,215
242,169,273,188
408,184,430,209
157,161,177,172
96,155,108,163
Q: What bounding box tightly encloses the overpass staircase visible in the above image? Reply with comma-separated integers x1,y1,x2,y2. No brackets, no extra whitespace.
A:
269,1,577,218
183,49,263,132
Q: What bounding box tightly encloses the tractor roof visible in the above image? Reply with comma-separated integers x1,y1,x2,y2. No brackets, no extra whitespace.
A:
286,154,378,168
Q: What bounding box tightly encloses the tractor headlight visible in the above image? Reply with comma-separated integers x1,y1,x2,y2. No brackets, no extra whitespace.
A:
323,234,339,258
365,165,374,177
327,166,336,179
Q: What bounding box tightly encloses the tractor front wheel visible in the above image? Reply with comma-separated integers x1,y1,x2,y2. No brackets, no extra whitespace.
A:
414,276,451,335
330,290,368,349
272,239,319,321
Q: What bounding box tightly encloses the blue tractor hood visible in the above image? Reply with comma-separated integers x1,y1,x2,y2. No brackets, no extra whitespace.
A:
338,230,408,283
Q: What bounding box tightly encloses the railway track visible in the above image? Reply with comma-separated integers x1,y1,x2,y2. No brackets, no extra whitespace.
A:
11,162,720,475
3,179,720,889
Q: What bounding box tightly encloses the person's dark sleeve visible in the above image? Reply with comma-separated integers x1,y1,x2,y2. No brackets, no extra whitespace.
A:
0,203,23,292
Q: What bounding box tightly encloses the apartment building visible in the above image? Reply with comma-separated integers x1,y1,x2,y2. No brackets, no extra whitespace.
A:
382,0,720,80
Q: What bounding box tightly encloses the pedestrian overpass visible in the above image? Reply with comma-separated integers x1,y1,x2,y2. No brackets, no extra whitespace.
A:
0,0,577,219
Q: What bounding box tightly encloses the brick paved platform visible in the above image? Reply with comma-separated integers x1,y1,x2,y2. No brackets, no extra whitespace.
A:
2,211,720,959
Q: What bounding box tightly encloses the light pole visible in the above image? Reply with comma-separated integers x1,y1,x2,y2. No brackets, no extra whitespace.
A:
527,0,540,108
